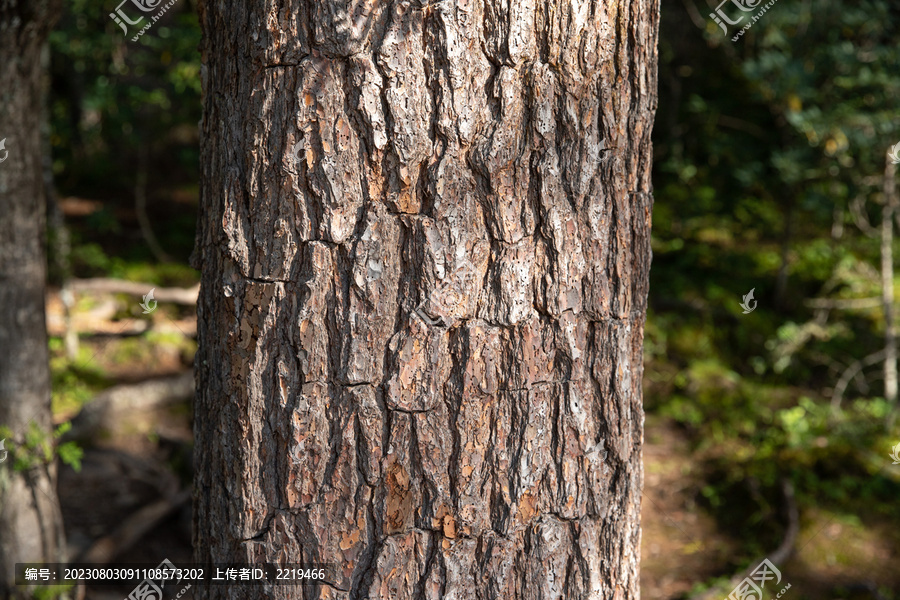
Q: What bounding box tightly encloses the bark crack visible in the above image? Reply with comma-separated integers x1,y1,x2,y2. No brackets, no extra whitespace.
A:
263,59,309,68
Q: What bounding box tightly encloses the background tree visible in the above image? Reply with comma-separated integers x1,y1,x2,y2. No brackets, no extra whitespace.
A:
0,1,67,598
193,0,658,598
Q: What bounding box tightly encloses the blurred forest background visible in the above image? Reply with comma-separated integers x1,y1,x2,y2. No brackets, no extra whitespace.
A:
30,0,900,598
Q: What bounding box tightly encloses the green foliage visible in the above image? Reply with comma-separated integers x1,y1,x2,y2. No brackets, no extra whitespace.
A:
49,0,201,191
49,339,112,417
49,0,203,273
69,239,199,284
32,582,76,600
53,422,84,472
0,422,82,473
651,0,900,575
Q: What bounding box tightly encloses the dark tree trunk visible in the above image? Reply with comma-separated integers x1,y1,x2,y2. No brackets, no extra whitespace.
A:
0,1,66,598
193,0,658,598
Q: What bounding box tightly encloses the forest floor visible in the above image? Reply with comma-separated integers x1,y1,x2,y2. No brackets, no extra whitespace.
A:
641,413,899,599
45,289,900,599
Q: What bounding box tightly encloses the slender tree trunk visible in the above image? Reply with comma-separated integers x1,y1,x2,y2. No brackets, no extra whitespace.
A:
0,1,66,598
194,1,658,598
883,155,897,404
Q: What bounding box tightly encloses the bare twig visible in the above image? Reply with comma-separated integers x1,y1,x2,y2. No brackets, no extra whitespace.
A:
135,143,172,263
681,0,707,30
61,287,79,359
831,349,887,410
768,479,799,566
850,194,878,237
796,0,811,36
716,115,769,140
689,479,798,600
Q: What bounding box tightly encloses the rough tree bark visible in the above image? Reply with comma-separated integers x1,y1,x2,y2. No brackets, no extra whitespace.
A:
0,1,66,598
194,0,658,598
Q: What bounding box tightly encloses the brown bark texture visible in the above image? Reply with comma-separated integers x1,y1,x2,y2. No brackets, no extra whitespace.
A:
0,1,66,598
193,0,658,598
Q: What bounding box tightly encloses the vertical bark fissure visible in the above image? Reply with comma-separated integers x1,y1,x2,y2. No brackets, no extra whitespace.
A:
487,401,508,534
445,328,465,510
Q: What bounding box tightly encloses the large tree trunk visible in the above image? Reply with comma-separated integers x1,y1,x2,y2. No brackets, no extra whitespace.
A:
0,1,66,598
194,0,658,598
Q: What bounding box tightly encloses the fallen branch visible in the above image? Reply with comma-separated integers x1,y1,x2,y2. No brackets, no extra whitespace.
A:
47,317,150,337
68,278,199,305
47,315,195,338
803,297,882,310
